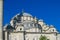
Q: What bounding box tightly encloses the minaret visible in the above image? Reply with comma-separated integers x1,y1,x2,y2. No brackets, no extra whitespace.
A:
0,0,3,40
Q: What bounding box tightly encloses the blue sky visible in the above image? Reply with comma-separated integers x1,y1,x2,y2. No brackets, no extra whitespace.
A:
4,0,60,32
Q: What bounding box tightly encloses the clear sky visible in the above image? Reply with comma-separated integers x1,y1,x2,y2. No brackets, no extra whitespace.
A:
4,0,60,32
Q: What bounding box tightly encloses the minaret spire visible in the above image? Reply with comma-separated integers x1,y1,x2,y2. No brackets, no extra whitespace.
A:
0,0,3,40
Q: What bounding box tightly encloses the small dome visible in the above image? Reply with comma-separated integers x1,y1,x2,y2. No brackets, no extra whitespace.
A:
39,19,44,22
50,25,54,28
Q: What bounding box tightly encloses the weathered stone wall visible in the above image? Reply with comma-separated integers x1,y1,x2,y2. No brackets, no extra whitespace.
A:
57,34,60,40
8,32,57,40
25,33,57,40
9,32,24,40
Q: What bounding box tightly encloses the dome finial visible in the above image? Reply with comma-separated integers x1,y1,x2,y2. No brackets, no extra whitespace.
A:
22,9,24,13
20,9,25,16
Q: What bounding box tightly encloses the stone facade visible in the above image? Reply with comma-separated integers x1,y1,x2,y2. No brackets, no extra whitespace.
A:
3,12,60,40
0,0,59,40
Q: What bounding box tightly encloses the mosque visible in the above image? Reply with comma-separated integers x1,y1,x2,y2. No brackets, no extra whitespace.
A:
3,11,60,40
0,0,60,40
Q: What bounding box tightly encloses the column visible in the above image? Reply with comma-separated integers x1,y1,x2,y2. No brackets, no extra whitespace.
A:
0,0,3,40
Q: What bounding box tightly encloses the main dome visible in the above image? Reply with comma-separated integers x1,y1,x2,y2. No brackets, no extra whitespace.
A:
9,12,42,30
22,12,32,17
10,12,37,27
11,12,33,21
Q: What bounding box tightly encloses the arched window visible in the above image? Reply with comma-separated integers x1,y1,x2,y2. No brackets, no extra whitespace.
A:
9,35,11,40
26,38,29,40
30,23,33,27
53,29,54,32
15,38,17,40
47,39,49,40
33,38,35,40
20,28,22,30
33,37,38,40
14,37,17,40
28,24,30,27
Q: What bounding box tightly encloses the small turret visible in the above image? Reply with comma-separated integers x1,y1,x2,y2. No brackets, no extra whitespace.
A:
38,19,44,26
34,16,37,23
